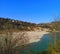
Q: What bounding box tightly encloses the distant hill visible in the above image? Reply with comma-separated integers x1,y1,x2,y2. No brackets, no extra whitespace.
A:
0,17,56,32
0,18,40,31
38,21,60,31
38,23,52,28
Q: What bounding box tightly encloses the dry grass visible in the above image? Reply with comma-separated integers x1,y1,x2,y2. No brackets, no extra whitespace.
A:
0,31,29,54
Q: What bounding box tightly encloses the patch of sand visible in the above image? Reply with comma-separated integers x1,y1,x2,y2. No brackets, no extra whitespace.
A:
0,31,49,44
26,31,49,43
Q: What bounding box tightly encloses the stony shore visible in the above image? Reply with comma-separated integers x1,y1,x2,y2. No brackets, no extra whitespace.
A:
0,31,49,44
26,31,49,43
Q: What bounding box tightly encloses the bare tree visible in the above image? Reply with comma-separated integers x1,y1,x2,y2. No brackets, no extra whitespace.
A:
50,17,60,54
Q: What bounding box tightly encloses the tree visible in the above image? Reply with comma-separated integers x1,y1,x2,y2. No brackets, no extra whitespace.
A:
50,17,60,54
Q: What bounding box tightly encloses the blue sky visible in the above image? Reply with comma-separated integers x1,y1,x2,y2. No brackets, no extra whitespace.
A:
0,0,60,23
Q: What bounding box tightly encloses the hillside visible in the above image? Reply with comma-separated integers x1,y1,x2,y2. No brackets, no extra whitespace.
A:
0,18,41,31
38,21,60,31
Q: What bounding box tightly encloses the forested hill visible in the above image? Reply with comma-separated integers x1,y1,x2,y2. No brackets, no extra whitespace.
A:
0,18,40,31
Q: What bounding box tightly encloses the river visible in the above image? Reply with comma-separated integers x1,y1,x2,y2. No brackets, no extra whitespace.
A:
21,32,59,54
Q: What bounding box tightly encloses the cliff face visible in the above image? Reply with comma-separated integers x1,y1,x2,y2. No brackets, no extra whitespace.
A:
0,18,41,31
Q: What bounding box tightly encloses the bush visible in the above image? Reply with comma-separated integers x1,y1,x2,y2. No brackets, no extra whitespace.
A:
0,32,29,54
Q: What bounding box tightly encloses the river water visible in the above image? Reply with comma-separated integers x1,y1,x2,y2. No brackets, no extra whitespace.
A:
21,32,59,54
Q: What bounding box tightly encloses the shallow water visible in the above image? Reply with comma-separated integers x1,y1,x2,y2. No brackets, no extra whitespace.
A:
22,33,58,54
